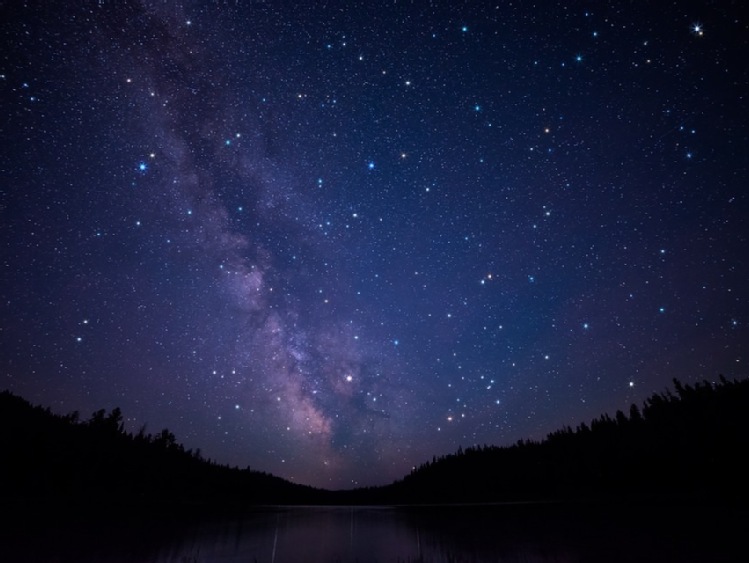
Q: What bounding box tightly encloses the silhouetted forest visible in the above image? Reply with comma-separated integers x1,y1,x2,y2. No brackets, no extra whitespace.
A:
347,376,749,505
2,376,748,519
0,391,328,520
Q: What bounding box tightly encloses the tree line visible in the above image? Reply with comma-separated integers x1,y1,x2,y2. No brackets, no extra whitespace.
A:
2,375,748,515
350,376,749,504
0,390,327,519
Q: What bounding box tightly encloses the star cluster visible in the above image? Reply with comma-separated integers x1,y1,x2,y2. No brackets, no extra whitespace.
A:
2,1,747,488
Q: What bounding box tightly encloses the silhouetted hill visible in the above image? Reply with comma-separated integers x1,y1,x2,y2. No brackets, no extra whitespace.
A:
346,376,749,505
3,376,748,516
0,391,327,521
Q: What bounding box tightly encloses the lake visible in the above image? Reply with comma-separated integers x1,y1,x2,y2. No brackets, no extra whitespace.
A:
5,502,746,562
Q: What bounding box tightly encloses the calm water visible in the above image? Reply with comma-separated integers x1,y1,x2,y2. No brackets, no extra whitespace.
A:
5,503,746,562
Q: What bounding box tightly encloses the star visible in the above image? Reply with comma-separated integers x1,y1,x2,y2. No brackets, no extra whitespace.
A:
5,0,746,493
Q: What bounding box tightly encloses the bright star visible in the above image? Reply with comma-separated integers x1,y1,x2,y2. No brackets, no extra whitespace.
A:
367,161,375,170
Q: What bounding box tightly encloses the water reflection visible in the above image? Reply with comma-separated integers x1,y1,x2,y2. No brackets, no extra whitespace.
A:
153,502,746,563
154,505,575,563
6,502,746,562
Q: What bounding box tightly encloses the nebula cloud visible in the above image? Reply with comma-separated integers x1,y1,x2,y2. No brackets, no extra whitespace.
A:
4,1,746,488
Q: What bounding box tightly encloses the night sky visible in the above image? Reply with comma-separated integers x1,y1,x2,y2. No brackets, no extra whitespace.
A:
2,1,747,489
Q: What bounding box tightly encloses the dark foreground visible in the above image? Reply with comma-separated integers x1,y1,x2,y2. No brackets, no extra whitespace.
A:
2,500,747,562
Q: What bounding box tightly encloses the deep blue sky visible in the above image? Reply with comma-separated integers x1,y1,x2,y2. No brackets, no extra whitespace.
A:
2,1,747,489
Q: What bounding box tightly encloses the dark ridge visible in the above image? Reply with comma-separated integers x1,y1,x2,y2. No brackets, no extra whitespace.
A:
340,375,749,505
2,375,748,521
0,390,329,524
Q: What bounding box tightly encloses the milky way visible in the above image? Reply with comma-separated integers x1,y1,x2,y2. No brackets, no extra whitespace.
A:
2,1,747,488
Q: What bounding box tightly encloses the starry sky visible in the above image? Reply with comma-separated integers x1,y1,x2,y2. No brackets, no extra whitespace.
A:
2,1,747,489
